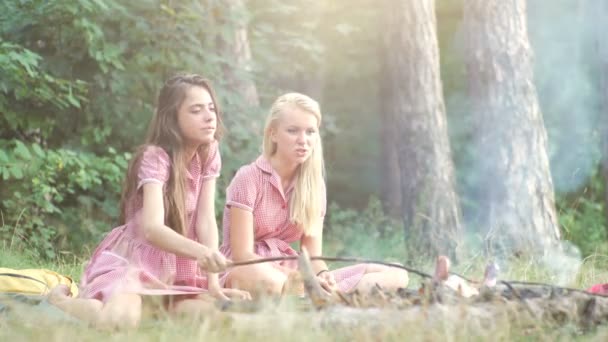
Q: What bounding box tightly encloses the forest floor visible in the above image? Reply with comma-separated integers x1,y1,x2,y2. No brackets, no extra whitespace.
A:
3,248,608,341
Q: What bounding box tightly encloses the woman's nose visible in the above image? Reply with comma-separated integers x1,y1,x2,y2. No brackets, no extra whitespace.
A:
296,133,306,143
203,109,215,122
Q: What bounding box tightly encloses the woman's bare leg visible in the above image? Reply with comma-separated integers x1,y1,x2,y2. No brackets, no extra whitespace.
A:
97,292,142,330
48,285,142,330
170,296,217,319
352,264,409,293
48,285,103,324
225,263,288,298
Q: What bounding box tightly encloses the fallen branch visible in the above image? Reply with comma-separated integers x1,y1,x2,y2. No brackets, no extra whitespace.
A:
228,255,433,279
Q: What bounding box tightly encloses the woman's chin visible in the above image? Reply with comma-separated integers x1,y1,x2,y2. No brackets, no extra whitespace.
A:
197,135,215,145
294,155,310,164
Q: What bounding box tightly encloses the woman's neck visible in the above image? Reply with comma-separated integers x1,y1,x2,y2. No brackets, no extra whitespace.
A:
270,155,298,189
183,144,199,162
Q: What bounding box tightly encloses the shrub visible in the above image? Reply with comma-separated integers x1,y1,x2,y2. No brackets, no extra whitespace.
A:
0,140,128,259
324,197,406,262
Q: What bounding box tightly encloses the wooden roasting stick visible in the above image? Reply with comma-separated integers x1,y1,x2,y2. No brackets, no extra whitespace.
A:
298,248,333,309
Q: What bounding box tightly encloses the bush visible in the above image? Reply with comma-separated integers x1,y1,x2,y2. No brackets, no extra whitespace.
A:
324,197,406,262
558,172,608,257
0,140,128,259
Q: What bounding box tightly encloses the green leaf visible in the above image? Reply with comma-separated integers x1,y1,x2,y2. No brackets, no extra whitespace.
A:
66,86,81,108
14,141,31,160
0,150,8,163
32,144,45,158
10,166,23,179
90,0,110,10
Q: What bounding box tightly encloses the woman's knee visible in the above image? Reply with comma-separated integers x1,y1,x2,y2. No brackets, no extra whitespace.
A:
98,293,142,330
364,263,396,273
250,271,285,295
228,264,286,296
394,268,409,285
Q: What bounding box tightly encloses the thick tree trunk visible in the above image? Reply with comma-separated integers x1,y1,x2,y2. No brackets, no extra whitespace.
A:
586,0,608,230
596,2,608,232
463,0,560,255
383,0,462,257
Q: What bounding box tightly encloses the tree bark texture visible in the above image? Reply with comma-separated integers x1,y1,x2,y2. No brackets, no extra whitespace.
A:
595,1,608,232
383,0,463,257
463,0,560,254
379,53,403,218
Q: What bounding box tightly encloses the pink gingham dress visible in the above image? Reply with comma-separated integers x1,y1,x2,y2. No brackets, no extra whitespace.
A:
220,156,367,292
79,142,221,302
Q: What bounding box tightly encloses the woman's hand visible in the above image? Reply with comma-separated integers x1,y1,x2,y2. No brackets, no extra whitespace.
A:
209,286,252,301
316,270,337,293
197,248,228,273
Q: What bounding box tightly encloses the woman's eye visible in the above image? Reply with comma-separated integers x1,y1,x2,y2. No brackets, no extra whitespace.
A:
306,129,316,135
288,128,297,133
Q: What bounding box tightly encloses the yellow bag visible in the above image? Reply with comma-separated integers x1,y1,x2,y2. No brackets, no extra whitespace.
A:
0,268,79,297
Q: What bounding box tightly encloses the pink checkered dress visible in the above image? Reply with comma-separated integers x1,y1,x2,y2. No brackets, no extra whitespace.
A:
79,142,221,302
220,156,367,292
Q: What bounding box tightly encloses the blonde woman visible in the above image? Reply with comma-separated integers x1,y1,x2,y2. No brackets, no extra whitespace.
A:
220,93,409,296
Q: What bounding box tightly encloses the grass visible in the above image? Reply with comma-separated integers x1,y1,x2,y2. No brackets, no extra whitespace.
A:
3,246,608,341
0,247,85,281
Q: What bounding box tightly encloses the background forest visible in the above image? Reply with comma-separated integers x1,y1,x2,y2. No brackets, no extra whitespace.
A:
1,0,607,280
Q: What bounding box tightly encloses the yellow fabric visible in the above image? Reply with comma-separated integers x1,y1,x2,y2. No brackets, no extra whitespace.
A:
0,268,79,297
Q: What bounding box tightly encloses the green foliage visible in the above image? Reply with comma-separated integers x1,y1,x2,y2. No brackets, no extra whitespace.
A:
557,172,608,257
0,0,263,257
324,197,406,262
0,0,264,149
0,139,128,259
1,0,607,262
0,247,85,281
0,41,88,142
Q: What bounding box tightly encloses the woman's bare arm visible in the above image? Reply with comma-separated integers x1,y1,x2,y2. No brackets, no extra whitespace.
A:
300,225,329,274
229,207,260,262
195,178,222,287
140,183,209,260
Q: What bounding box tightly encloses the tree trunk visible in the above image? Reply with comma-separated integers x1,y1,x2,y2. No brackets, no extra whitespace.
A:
379,55,402,218
596,2,608,233
216,0,259,108
382,0,463,257
463,0,560,255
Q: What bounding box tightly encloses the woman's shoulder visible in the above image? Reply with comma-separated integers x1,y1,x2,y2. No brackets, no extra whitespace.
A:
233,161,257,179
141,144,171,161
231,156,266,183
135,145,172,186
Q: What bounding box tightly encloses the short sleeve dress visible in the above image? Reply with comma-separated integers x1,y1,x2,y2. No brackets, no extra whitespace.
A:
79,141,221,302
219,156,367,292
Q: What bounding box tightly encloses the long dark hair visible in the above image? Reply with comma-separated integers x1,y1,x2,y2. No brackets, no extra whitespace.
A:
118,74,224,235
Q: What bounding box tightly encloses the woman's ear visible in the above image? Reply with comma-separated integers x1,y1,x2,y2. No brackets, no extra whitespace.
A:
270,128,277,143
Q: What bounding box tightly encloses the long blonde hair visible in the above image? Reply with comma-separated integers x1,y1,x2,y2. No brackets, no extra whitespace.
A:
262,93,325,236
119,74,224,235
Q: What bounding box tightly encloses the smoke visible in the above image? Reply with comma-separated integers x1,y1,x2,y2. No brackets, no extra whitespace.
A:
528,0,602,193
542,240,582,286
437,1,603,284
526,0,604,284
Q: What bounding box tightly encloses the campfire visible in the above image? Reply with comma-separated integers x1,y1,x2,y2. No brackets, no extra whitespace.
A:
224,251,608,331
